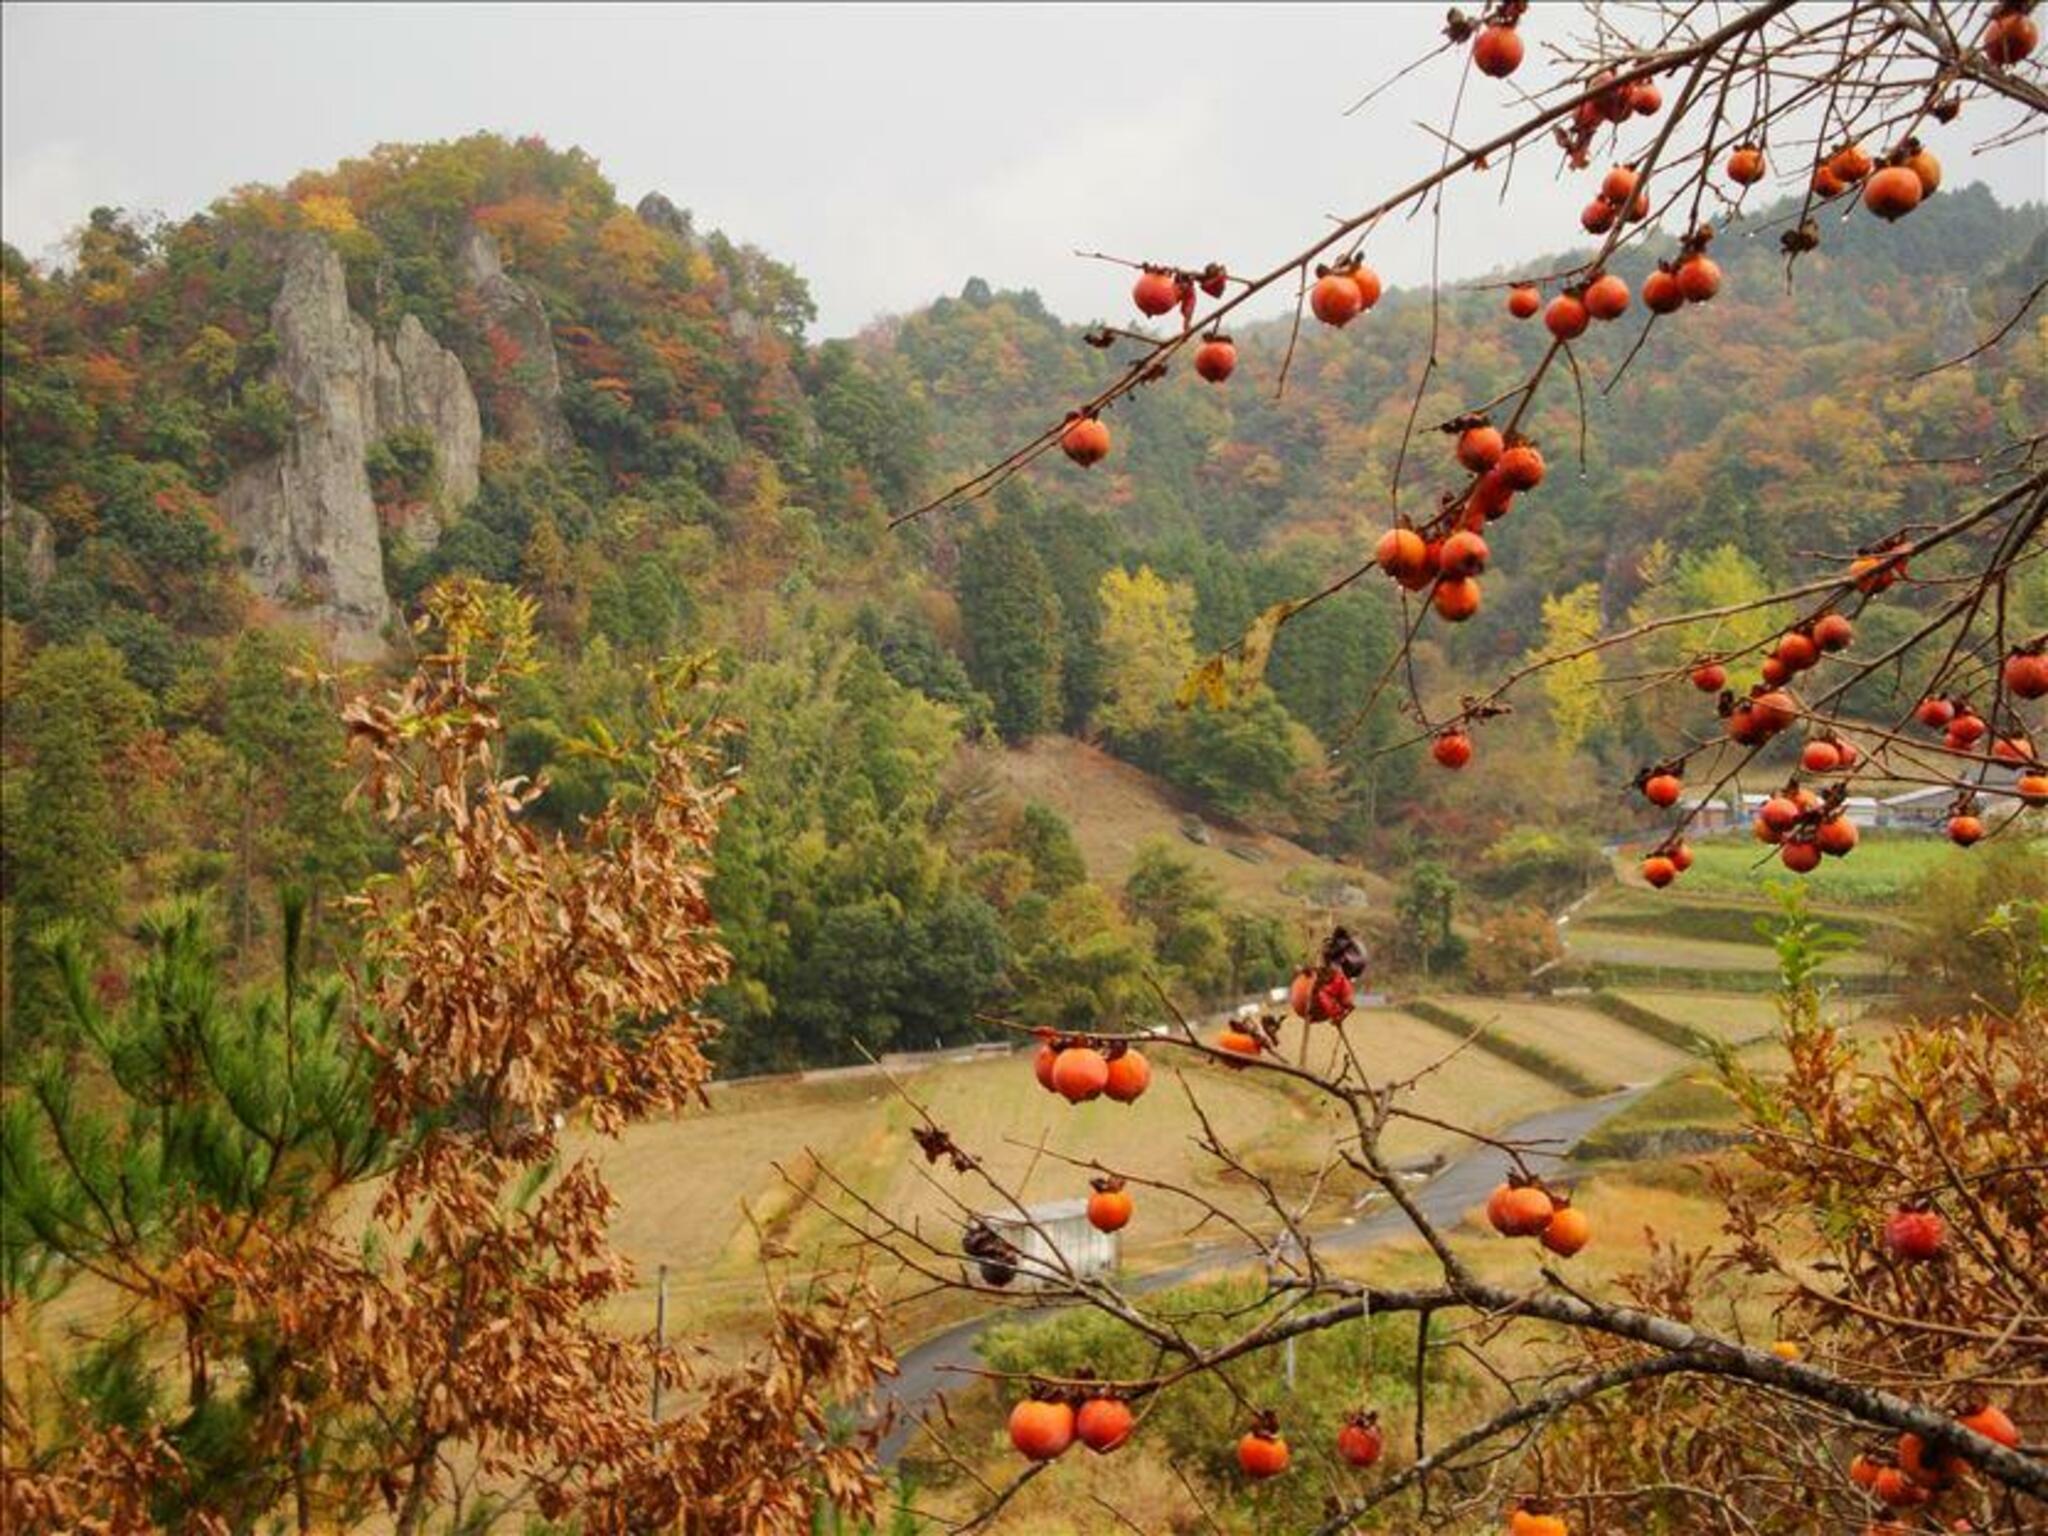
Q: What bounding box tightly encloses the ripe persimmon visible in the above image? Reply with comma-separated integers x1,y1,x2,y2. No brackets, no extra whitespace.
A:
1946,712,1987,746
1509,1505,1568,1536
1086,1181,1133,1233
1585,273,1630,320
1053,1047,1110,1102
1497,443,1546,490
1829,143,1874,183
1883,1206,1946,1260
1433,576,1482,622
1009,1398,1076,1460
1433,729,1474,770
1761,794,1802,833
1641,855,1678,888
1813,612,1854,652
1194,337,1237,383
1915,696,1956,729
1542,1203,1590,1256
1350,264,1383,310
1132,269,1180,317
1034,1040,1059,1091
1236,1428,1291,1478
1959,1400,2021,1449
1771,630,1815,671
1643,268,1683,313
1601,165,1640,203
1104,1049,1151,1103
1906,145,1942,194
1075,1396,1134,1453
1311,272,1365,327
1985,8,2040,64
1670,841,1694,872
1644,772,1683,807
2018,772,2048,807
1850,551,1907,592
1458,423,1505,472
1545,293,1590,339
1508,283,1542,319
1677,255,1723,303
1726,144,1767,184
1440,529,1489,577
1802,740,1842,773
1873,1466,1930,1507
1630,80,1663,115
1219,1027,1262,1058
1376,526,1429,583
1948,814,1984,846
1061,416,1111,467
1487,1180,1555,1237
2005,649,2048,699
1337,1412,1384,1468
1781,838,1822,874
1817,815,1859,856
1751,689,1796,733
1581,198,1618,235
1691,661,1727,692
1863,165,1924,221
1473,23,1524,77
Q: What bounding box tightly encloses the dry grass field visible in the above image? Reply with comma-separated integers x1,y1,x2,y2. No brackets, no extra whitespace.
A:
585,1007,1587,1342
976,736,1392,919
1431,994,1697,1086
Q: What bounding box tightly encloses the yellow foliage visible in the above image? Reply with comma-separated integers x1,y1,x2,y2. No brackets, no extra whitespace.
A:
1534,582,1608,753
295,192,360,236
1097,565,1196,741
596,211,664,288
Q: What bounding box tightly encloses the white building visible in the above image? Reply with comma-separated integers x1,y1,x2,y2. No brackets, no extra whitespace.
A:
979,1199,1119,1286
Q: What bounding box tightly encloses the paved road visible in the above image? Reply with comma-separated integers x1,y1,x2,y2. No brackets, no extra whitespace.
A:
876,1087,1643,1462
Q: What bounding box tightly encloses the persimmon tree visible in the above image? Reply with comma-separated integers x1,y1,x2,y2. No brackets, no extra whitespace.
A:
842,1,2048,1531
1,580,893,1534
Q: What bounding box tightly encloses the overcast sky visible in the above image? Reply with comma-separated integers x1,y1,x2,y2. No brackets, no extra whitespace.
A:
4,3,2042,337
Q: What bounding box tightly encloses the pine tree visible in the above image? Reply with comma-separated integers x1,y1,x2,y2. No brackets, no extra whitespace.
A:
957,517,1064,741
4,637,149,1037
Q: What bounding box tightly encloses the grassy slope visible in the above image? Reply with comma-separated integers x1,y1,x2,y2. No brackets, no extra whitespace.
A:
977,736,1392,919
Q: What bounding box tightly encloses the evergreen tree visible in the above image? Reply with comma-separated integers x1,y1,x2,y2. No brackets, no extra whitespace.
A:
958,517,1063,741
3,637,149,1037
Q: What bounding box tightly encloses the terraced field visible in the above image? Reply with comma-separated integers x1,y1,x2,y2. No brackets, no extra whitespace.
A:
585,1007,1588,1339
1430,995,1698,1087
1616,988,1785,1044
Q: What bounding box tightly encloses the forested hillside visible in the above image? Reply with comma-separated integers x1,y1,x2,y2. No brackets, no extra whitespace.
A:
3,134,2041,1066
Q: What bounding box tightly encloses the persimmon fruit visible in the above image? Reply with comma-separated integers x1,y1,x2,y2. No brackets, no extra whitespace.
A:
1473,23,1524,77
1194,337,1237,383
1104,1050,1151,1103
1009,1398,1076,1461
1076,1397,1135,1453
1052,1046,1110,1102
1545,293,1590,340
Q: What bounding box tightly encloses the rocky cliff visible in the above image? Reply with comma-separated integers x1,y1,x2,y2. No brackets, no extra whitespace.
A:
221,235,483,659
459,225,573,455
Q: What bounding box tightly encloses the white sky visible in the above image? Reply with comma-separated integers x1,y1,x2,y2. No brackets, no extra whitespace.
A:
4,3,2042,337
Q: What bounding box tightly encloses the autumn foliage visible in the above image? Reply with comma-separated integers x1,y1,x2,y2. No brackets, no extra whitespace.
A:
1,581,892,1533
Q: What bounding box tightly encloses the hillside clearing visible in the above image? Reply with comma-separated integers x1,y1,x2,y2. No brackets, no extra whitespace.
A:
976,736,1390,919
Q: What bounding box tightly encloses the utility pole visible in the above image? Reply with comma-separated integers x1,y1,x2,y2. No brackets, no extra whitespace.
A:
650,1263,668,1421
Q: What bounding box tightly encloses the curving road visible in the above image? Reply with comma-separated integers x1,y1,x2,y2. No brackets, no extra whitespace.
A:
877,1087,1643,1462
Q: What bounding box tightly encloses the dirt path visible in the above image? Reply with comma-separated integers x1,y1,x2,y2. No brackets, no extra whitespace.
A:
877,1087,1643,1462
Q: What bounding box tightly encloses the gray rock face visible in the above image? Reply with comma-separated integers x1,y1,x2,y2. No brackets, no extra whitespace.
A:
222,235,482,659
0,474,57,591
458,225,572,454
